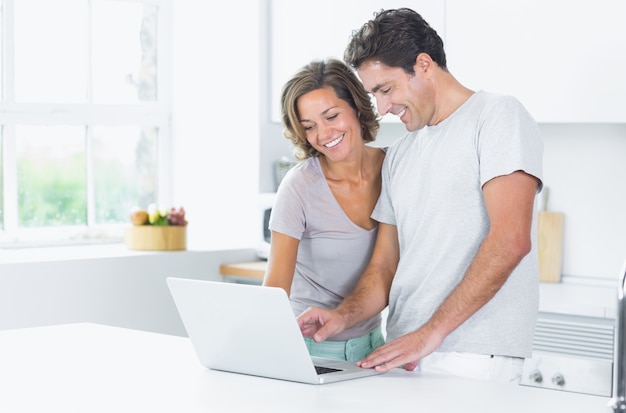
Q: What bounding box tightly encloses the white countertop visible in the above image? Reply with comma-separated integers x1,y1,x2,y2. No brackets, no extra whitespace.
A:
0,323,612,413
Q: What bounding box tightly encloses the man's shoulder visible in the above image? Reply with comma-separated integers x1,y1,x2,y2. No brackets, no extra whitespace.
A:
472,90,525,110
384,131,418,159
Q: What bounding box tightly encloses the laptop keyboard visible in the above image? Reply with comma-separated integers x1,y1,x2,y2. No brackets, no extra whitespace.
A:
315,365,343,375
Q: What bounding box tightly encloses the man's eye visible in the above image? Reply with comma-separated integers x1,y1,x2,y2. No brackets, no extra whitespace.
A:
382,87,391,95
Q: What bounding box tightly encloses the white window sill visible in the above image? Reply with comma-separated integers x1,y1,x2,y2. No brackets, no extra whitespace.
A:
0,242,191,265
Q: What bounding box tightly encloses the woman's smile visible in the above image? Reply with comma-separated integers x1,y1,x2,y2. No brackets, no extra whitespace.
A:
324,134,344,148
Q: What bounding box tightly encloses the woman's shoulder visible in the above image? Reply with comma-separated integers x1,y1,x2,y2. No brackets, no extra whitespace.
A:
365,145,387,174
368,145,388,154
277,157,321,190
290,157,320,178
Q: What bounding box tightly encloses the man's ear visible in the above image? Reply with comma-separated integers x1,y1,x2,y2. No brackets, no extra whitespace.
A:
415,53,432,73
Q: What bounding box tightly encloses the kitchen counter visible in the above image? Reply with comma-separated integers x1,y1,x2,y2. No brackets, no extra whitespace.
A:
220,260,266,283
0,323,612,413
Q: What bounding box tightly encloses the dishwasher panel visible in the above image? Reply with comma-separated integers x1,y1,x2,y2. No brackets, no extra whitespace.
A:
521,351,613,396
520,312,615,397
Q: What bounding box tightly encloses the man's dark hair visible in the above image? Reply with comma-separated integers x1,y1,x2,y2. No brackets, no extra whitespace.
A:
344,8,447,74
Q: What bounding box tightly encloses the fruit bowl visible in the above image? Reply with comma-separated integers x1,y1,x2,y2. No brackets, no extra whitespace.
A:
124,204,187,251
124,225,187,251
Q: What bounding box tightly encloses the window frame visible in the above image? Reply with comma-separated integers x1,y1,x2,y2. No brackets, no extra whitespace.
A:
0,0,173,247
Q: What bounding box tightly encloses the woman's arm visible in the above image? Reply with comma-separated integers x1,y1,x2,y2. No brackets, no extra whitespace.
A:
262,231,300,295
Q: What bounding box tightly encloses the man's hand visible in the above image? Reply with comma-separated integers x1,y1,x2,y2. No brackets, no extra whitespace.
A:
296,306,348,343
357,327,444,372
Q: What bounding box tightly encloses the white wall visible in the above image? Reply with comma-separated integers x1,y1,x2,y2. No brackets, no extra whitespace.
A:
171,1,260,251
540,124,626,281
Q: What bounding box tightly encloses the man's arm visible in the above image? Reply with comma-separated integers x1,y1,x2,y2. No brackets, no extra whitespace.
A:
298,223,399,341
358,170,540,372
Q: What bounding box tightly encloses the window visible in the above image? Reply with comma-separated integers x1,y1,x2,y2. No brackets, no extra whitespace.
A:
0,0,172,247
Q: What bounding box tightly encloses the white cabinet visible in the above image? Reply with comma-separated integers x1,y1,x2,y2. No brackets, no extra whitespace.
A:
270,1,626,123
270,1,445,122
445,0,626,122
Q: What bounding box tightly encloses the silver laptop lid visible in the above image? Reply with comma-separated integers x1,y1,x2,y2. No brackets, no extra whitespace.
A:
167,277,322,383
167,277,384,385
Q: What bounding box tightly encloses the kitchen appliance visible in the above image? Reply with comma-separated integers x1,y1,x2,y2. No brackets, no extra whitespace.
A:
520,311,614,396
609,260,626,411
274,157,299,191
521,349,613,396
257,159,297,260
256,193,276,260
520,280,619,397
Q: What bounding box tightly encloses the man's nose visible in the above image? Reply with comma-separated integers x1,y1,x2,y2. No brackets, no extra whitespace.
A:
374,97,391,116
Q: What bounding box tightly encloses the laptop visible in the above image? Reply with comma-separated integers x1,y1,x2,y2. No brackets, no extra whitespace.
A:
166,277,383,384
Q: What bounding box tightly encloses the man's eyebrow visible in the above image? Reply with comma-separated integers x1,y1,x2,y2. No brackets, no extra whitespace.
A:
370,83,384,94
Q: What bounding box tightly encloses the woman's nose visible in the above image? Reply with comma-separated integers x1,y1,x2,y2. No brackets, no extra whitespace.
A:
317,122,333,139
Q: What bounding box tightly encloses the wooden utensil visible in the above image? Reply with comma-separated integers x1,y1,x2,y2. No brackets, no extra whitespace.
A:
537,187,564,283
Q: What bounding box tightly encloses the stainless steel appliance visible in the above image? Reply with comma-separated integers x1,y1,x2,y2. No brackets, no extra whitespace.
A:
256,193,275,260
609,262,626,411
521,349,613,396
521,263,626,399
520,310,614,396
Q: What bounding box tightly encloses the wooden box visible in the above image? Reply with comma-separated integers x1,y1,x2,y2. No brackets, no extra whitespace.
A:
124,225,187,251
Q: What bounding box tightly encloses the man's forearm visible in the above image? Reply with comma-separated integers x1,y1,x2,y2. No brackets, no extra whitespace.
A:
336,222,399,328
424,229,530,341
336,264,392,327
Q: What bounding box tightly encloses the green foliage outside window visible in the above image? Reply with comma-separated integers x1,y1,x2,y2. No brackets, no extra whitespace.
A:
18,154,87,227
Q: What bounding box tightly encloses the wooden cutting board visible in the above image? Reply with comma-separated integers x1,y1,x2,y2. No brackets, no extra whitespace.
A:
537,210,564,283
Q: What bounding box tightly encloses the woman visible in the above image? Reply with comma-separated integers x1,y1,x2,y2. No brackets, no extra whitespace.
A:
263,59,386,362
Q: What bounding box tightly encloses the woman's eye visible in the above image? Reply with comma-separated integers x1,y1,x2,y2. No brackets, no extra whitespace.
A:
327,113,338,121
303,125,313,131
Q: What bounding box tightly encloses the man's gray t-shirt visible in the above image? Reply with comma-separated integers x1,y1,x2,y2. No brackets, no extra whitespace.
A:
270,156,381,341
373,91,543,358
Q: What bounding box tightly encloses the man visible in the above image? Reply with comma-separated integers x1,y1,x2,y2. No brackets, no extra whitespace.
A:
297,8,543,383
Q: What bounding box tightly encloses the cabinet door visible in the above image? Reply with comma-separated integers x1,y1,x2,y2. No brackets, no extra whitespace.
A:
446,0,626,122
270,1,445,122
